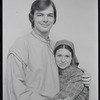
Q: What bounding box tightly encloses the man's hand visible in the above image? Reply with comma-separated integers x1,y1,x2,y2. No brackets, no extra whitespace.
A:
81,69,91,86
64,97,72,100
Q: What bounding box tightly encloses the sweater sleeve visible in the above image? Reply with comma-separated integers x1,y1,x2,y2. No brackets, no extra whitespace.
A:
4,54,46,100
74,86,89,100
53,68,85,100
53,80,84,100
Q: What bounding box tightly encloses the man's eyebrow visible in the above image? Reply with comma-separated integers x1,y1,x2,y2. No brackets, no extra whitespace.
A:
35,12,54,15
48,13,54,15
36,12,43,14
47,13,54,16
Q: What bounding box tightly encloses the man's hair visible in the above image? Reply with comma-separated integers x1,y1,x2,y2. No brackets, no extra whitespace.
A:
29,0,57,28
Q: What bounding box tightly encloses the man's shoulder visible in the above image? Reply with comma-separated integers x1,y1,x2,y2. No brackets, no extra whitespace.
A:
9,33,32,52
8,33,31,65
50,40,55,50
12,33,32,45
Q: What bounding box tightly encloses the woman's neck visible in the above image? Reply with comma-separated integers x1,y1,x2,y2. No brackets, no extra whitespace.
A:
58,65,71,75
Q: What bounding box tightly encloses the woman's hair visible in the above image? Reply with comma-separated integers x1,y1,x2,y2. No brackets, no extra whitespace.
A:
29,0,57,28
54,44,73,58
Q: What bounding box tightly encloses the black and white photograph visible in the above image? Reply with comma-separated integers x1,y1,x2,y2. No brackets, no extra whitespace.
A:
3,0,98,100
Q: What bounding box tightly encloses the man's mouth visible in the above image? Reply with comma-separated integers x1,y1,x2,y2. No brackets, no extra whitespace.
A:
41,24,50,28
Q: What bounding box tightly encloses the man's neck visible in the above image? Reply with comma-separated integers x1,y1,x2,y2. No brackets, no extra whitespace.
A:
33,28,49,40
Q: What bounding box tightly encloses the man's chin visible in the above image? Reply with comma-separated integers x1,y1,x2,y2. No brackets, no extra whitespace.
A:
40,29,50,33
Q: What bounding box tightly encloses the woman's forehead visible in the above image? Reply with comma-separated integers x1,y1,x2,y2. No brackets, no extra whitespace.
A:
56,48,72,54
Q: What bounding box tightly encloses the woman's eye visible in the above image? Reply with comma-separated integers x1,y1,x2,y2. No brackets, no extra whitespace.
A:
37,14,43,16
65,55,70,58
57,55,62,57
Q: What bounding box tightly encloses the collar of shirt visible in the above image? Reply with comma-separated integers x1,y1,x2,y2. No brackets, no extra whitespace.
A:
31,30,50,44
31,30,54,53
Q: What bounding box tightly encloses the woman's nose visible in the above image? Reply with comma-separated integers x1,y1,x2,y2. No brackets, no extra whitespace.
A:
61,57,65,63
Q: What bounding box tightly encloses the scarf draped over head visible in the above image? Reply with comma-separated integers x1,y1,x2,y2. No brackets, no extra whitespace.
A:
54,40,79,66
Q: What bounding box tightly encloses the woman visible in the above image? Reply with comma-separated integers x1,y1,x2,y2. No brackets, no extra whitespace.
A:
52,40,89,100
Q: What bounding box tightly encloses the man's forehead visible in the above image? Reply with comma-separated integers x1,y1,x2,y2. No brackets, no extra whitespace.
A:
35,5,54,14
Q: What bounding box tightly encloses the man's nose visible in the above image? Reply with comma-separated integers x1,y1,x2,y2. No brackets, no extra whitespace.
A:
43,15,48,23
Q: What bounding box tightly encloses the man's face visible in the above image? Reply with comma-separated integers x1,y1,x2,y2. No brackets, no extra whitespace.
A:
33,5,54,34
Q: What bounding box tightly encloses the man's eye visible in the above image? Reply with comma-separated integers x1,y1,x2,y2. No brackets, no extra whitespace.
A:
48,14,54,17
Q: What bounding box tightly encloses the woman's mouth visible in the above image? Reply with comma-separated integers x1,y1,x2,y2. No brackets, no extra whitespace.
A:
60,63,67,67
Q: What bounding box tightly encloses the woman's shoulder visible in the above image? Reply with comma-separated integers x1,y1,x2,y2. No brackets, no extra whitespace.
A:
70,65,84,76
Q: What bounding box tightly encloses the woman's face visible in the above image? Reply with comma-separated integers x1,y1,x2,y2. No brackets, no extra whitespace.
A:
55,48,72,69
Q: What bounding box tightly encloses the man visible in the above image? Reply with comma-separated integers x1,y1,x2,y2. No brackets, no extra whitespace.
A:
4,0,91,100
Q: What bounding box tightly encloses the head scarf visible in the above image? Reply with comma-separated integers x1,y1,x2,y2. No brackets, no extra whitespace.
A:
54,40,79,66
